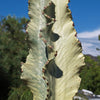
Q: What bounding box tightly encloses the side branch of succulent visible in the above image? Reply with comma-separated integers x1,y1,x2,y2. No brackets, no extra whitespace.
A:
21,0,85,100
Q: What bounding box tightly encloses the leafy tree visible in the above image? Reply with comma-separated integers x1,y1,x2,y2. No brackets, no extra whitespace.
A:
99,35,100,41
96,35,100,50
0,16,32,100
8,85,33,100
80,55,100,94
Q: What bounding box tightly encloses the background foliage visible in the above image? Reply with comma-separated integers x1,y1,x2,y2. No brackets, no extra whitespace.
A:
80,55,100,94
0,16,32,100
0,16,100,100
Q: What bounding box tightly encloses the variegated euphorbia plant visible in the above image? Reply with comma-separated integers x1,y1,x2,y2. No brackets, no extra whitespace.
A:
21,0,85,100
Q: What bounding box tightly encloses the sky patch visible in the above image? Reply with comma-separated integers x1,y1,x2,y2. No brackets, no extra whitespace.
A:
78,29,100,56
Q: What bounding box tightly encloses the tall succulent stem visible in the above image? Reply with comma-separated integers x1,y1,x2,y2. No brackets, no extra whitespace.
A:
21,0,85,100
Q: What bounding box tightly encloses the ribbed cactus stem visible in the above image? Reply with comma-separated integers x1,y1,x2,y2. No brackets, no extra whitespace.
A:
21,0,85,100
